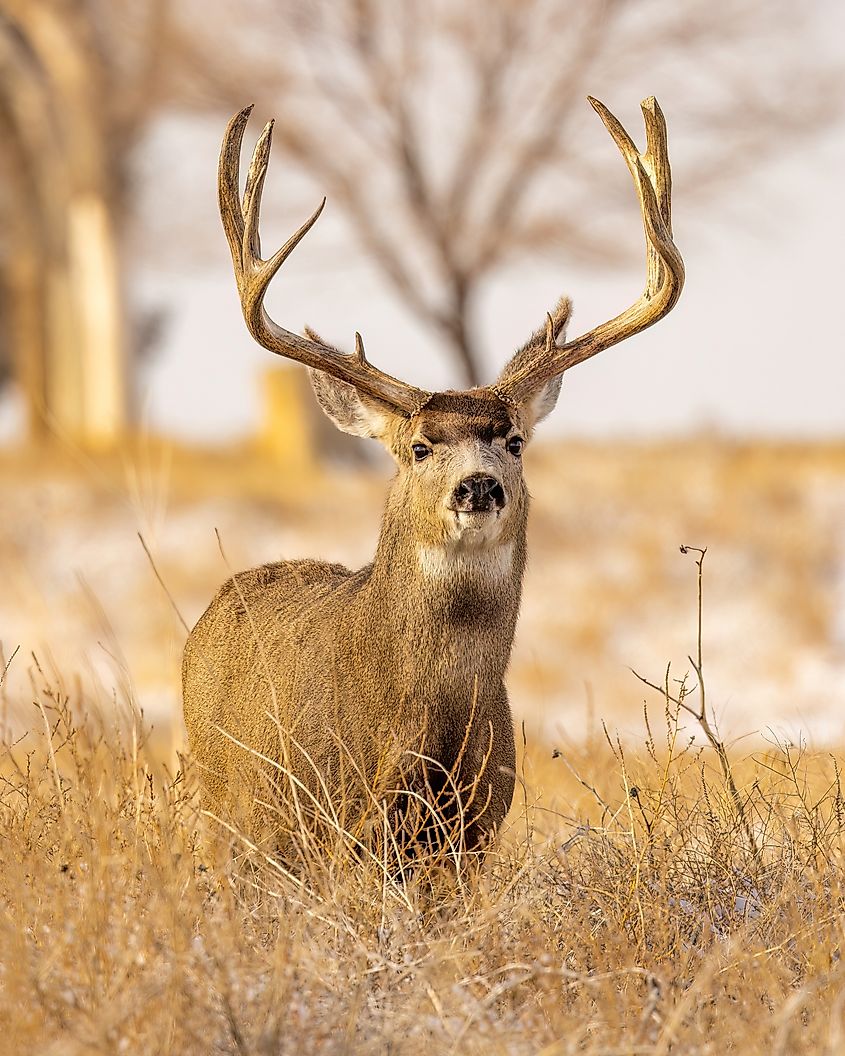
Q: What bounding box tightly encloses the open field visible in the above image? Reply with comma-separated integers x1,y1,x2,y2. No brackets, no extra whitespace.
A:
1,437,844,743
2,438,845,1052
3,679,845,1054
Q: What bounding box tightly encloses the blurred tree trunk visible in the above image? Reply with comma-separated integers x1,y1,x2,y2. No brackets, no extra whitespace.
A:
0,108,47,439
0,2,127,447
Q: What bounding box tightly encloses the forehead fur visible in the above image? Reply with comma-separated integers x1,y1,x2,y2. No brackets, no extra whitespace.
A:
413,390,516,443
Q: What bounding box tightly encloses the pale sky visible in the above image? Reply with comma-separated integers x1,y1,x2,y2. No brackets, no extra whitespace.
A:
3,4,843,444
133,115,844,443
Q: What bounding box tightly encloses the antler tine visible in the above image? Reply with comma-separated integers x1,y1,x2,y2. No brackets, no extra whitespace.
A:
543,313,554,357
218,108,431,416
241,117,276,263
218,105,252,265
498,96,685,404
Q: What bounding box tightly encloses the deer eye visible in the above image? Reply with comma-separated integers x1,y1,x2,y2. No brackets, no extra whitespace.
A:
507,437,524,457
412,443,431,461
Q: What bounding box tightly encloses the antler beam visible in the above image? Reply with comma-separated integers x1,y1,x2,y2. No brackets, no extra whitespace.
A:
218,106,432,415
497,96,685,403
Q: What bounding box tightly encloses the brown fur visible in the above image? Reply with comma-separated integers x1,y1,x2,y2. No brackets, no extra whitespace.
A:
183,371,563,857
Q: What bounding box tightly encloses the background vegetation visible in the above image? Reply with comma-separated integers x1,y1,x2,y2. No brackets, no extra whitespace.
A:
2,3,845,1052
4,630,845,1054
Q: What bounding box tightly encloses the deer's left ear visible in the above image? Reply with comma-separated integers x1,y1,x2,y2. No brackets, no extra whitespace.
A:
496,296,570,432
519,374,563,429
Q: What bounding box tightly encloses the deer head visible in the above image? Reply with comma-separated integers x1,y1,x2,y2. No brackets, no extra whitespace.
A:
218,98,684,561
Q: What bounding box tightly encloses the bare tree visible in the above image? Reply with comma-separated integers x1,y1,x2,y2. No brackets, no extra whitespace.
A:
0,2,152,442
0,0,839,440
0,0,218,444
202,0,840,387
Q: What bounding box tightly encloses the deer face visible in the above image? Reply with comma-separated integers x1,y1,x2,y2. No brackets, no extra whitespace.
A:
396,391,527,550
309,375,565,555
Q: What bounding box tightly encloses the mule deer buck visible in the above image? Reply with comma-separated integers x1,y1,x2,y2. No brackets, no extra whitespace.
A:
183,96,684,859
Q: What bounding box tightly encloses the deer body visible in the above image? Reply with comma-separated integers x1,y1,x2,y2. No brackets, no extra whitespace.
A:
183,97,684,855
185,392,528,847
183,508,521,846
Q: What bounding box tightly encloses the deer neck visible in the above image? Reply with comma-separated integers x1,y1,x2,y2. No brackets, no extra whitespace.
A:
363,481,527,688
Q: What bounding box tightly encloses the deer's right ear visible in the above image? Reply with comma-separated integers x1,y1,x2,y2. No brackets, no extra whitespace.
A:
308,369,398,439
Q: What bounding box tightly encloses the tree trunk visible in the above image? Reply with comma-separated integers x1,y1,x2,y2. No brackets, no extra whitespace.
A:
67,193,126,446
441,279,483,388
0,2,127,448
446,322,483,389
0,106,49,439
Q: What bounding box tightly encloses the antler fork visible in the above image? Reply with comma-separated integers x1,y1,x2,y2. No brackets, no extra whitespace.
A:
496,96,685,402
218,106,432,415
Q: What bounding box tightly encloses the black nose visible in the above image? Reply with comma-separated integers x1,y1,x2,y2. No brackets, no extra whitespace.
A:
452,474,506,512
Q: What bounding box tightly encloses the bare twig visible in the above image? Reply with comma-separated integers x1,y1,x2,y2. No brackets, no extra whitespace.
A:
0,643,20,690
634,546,757,854
138,532,190,635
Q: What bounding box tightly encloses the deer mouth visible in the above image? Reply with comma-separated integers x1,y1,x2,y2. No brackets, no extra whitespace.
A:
455,509,500,527
447,507,506,548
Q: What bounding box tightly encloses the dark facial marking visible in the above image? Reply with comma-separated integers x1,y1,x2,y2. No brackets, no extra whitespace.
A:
414,391,514,445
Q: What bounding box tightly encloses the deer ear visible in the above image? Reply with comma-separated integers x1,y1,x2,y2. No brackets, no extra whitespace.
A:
303,326,400,439
497,296,570,430
519,374,563,428
308,368,397,439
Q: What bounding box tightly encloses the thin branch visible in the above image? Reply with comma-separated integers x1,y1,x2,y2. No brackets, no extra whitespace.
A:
0,644,20,690
138,532,190,634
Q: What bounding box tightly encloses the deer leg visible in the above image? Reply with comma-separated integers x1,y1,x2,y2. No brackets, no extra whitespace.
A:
458,714,516,853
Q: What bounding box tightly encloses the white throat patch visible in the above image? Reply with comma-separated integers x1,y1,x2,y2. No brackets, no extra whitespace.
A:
416,541,515,582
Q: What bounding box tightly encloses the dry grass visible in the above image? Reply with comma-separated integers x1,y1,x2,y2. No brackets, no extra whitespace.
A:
3,664,845,1053
3,437,845,739
3,440,845,1052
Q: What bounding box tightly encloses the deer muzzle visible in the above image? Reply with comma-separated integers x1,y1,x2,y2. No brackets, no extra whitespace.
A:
450,474,507,514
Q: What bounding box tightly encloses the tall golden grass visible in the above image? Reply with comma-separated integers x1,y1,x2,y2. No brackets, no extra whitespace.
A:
2,440,845,1052
3,646,845,1053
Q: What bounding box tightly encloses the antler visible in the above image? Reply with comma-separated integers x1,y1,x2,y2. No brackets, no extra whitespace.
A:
218,106,432,415
496,96,685,404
